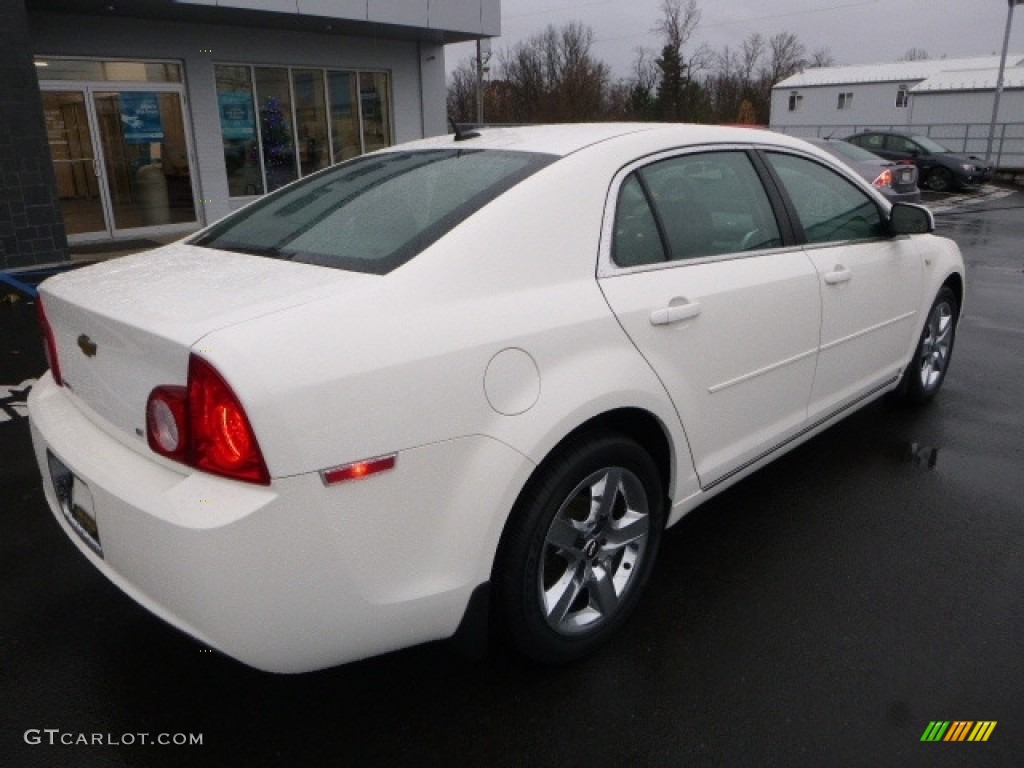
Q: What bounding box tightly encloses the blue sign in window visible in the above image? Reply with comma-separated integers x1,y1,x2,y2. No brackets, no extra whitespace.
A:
119,92,164,143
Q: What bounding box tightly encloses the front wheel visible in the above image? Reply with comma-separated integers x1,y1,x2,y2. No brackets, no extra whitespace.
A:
897,286,958,405
493,432,664,663
924,167,954,193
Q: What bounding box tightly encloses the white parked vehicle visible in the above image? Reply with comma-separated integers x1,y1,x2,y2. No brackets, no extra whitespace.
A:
30,124,963,672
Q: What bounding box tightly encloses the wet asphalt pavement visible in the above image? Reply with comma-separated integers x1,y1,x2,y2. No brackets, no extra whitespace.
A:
1,191,1022,767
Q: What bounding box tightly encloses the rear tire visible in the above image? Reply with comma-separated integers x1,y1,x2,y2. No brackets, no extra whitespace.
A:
897,286,958,405
493,432,664,664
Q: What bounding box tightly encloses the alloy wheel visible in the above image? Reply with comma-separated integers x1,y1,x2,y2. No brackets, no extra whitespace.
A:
538,466,651,635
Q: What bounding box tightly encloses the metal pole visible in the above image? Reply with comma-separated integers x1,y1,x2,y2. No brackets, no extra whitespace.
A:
476,39,484,126
986,0,1020,164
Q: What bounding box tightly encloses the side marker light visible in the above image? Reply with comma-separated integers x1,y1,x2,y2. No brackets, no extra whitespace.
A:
321,455,397,486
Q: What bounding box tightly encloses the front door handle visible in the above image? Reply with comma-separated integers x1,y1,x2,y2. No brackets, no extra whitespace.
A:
650,301,702,326
824,266,852,285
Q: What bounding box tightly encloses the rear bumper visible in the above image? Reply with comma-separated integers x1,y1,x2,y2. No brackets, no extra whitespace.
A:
882,188,922,204
29,373,531,672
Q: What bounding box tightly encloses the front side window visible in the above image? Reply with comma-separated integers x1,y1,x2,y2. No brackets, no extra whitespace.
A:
887,135,919,154
852,133,884,152
192,149,555,275
611,151,782,267
908,135,951,154
766,153,883,245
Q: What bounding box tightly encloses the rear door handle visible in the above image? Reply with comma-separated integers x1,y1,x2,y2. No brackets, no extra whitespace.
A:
650,301,702,326
824,266,852,285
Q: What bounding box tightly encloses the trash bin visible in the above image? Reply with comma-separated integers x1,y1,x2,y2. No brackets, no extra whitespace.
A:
136,163,170,225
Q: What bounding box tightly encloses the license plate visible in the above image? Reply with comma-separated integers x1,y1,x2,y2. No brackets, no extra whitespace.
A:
47,451,102,557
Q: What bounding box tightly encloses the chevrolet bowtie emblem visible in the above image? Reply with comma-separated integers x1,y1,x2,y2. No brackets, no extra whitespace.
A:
77,334,98,358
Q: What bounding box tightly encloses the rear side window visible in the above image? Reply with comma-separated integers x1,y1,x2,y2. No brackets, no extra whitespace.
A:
611,151,782,267
612,175,666,267
766,152,884,245
192,149,555,274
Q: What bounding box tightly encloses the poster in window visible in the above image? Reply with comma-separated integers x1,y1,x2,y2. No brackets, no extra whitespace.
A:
119,92,164,143
219,92,256,140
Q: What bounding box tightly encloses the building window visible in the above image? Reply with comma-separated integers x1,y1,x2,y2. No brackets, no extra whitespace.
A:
215,64,393,198
837,92,854,110
216,65,264,196
293,69,329,178
33,56,182,83
328,72,361,162
788,91,803,112
360,72,392,155
896,85,909,108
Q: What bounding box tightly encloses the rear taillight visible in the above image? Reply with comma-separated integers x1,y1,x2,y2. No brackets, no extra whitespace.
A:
872,169,894,188
188,356,269,484
147,386,188,460
36,298,63,386
146,354,270,485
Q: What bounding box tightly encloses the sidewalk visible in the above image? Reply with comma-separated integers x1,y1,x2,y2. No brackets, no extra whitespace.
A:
68,233,181,263
1,233,183,299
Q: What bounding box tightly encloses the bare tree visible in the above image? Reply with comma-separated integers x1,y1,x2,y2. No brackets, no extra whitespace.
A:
764,32,807,85
707,45,743,122
494,21,611,123
654,0,710,121
808,47,836,68
655,0,702,52
627,46,660,119
446,59,479,124
901,47,930,62
633,46,660,94
445,5,838,128
741,33,766,85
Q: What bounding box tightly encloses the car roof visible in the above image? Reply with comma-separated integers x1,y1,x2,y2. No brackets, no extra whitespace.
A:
378,123,817,159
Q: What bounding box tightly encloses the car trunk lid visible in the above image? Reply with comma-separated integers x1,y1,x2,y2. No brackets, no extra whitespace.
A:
38,242,368,446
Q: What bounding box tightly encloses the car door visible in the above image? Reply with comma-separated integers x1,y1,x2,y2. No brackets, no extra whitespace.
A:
762,151,924,419
877,134,915,163
598,149,821,490
851,133,897,162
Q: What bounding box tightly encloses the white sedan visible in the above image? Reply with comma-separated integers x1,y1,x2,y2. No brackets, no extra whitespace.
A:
30,124,963,672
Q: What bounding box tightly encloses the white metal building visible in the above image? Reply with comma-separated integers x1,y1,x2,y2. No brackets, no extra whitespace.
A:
18,0,499,258
770,55,1024,169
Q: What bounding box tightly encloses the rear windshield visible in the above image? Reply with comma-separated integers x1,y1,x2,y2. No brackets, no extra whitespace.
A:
815,140,883,163
192,149,555,274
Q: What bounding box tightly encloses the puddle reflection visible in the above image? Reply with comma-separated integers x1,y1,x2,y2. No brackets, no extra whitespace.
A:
906,441,939,470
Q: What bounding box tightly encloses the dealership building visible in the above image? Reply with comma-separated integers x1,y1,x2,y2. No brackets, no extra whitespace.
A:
1,0,499,271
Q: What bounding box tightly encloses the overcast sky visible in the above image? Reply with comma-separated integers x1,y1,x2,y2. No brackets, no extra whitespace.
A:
446,0,1024,78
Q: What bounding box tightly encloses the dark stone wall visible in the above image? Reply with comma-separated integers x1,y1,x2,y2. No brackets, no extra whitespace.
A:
0,2,68,271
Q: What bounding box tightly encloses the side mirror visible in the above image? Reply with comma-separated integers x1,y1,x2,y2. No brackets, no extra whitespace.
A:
890,203,934,235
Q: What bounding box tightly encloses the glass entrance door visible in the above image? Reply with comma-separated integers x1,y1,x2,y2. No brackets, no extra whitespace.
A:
42,90,106,236
42,85,198,240
92,90,197,232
